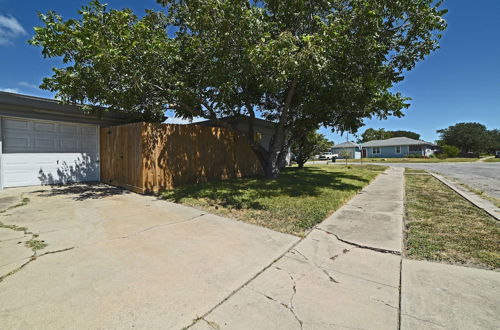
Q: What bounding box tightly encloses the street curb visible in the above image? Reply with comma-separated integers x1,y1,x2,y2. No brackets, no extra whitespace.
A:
430,173,500,221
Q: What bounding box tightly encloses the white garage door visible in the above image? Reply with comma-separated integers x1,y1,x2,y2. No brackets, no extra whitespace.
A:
2,117,99,187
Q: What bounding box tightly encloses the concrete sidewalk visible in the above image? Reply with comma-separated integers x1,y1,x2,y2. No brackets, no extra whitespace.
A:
190,167,405,329
401,259,500,329
190,167,500,330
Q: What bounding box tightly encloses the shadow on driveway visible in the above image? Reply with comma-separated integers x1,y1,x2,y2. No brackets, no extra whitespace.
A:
31,183,127,201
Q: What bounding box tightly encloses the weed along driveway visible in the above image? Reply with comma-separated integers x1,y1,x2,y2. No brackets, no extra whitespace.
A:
0,184,298,329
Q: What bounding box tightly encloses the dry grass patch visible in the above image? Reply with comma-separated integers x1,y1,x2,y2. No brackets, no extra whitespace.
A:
404,170,500,269
162,165,386,236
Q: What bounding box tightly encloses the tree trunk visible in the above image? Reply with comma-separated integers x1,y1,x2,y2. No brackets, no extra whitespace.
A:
256,150,279,178
247,143,280,179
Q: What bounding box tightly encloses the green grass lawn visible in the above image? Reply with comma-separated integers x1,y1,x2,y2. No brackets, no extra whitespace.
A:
404,169,500,269
484,157,500,162
161,165,386,236
345,157,478,163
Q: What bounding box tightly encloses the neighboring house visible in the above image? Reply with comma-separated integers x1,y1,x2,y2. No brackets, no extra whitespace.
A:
0,92,127,189
194,116,291,164
331,141,361,159
362,137,437,158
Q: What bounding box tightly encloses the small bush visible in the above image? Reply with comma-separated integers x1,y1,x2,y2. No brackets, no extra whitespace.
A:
441,145,460,158
406,153,422,158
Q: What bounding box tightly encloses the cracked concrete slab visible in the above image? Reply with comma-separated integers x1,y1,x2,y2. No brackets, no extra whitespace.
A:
1,186,210,252
317,167,404,253
0,196,19,210
0,232,33,275
189,167,404,329
191,227,400,330
0,184,298,329
0,227,27,242
190,286,303,330
401,259,500,330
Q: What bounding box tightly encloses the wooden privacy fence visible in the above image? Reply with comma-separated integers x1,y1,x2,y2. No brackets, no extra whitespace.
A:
100,122,263,193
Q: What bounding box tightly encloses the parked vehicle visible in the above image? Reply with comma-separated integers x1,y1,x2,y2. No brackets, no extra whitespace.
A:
319,152,338,160
495,151,500,158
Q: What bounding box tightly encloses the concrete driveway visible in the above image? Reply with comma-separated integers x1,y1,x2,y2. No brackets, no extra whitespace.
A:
0,184,298,329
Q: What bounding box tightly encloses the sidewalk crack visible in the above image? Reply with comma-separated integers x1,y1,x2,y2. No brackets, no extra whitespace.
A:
316,228,401,255
401,313,445,328
288,250,340,285
249,287,303,329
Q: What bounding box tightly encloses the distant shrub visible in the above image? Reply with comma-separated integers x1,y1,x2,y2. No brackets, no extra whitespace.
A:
441,145,460,158
406,153,422,158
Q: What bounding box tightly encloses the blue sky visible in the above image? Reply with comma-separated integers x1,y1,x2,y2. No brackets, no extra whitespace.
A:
0,0,499,143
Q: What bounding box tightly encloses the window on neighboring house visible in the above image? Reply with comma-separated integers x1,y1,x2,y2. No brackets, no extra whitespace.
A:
395,145,401,154
373,147,381,154
409,145,422,152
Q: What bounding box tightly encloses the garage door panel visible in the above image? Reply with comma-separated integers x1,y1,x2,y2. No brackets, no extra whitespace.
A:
81,126,97,136
81,139,97,150
3,118,29,130
34,138,56,149
2,117,99,187
34,122,56,133
60,138,78,150
4,136,29,149
2,118,98,153
3,153,99,187
60,124,78,134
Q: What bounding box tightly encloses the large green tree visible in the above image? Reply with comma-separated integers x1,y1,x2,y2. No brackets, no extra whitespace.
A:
359,128,392,142
437,122,490,153
391,130,421,140
487,129,500,153
30,0,447,178
359,128,420,142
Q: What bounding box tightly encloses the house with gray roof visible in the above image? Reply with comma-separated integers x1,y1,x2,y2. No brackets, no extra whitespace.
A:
361,137,437,158
331,141,361,159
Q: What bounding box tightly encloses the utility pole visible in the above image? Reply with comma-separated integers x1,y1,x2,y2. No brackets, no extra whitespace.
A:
355,133,363,166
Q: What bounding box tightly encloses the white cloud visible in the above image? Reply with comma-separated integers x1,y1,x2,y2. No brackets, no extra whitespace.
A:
17,81,39,89
0,14,27,45
0,87,20,93
164,116,205,124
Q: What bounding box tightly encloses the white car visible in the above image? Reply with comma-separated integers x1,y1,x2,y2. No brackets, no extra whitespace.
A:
319,152,338,160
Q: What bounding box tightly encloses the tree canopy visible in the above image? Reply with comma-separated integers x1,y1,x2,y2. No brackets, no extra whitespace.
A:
437,122,499,154
30,0,447,178
391,130,421,140
359,128,420,142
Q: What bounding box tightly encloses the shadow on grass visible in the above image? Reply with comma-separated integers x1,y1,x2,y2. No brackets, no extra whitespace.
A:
161,166,373,210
